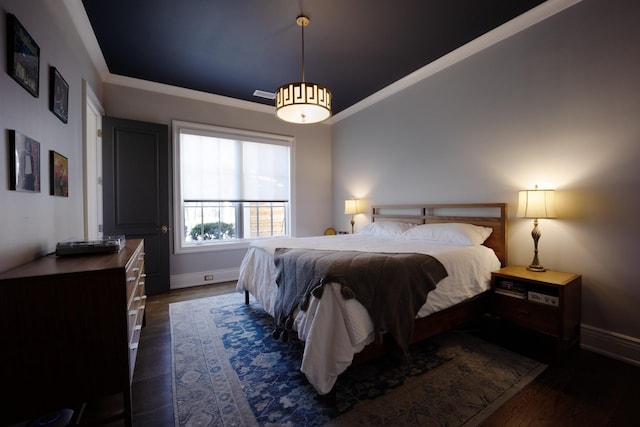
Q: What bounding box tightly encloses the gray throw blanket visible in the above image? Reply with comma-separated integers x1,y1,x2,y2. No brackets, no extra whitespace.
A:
272,248,448,356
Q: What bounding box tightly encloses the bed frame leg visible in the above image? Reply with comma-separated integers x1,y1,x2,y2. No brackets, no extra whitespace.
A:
321,388,336,406
245,290,249,305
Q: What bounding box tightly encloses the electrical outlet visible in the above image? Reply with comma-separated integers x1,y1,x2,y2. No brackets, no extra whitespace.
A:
204,274,214,281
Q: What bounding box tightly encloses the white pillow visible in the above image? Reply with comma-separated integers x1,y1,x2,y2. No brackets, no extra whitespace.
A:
357,221,415,238
402,223,493,246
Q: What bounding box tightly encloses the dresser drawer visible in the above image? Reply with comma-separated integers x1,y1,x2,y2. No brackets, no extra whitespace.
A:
127,296,143,342
493,295,559,336
125,245,145,382
126,254,144,302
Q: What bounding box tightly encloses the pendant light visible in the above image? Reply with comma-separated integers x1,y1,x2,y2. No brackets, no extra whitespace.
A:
275,15,332,124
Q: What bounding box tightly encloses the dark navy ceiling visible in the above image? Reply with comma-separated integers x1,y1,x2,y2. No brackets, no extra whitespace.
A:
81,0,546,115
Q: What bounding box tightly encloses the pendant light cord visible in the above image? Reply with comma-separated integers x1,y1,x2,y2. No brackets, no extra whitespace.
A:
300,17,305,83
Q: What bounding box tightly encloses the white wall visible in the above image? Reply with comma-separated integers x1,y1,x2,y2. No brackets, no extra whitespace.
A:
101,83,333,280
332,0,640,363
0,0,101,271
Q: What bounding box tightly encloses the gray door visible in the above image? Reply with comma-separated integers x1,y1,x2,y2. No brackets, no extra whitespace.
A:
102,116,170,295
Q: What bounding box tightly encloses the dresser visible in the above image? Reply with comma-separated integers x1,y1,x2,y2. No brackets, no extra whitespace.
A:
0,239,145,426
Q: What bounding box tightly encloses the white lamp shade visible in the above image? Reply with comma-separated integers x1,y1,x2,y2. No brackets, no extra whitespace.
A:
344,199,359,215
517,189,556,219
276,82,332,124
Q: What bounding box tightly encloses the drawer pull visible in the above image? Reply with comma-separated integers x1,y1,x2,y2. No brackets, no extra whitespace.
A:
130,343,139,350
128,310,137,316
134,325,142,331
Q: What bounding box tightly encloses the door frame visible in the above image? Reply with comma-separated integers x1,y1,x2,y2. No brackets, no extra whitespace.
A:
82,80,104,240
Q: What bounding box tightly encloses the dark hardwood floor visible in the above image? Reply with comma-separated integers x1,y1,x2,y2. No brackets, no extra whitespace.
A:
478,326,640,426
130,283,237,426
130,283,640,426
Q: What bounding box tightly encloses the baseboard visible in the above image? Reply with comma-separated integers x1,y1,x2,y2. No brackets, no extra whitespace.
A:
581,324,640,367
170,268,240,289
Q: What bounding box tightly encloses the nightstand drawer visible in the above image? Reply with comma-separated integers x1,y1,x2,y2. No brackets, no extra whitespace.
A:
493,295,558,336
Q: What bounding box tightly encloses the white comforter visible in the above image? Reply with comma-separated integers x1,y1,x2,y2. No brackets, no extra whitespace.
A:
236,234,501,394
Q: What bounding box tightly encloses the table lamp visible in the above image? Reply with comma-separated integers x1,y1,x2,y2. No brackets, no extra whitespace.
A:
516,185,556,272
344,199,360,234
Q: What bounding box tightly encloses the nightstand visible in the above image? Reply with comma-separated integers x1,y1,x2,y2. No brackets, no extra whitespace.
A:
491,265,581,361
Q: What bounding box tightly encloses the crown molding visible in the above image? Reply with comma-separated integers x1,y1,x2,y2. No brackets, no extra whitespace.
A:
105,74,275,114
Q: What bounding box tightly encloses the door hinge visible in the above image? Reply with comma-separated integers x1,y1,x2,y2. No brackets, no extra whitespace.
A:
98,224,103,232
97,176,102,185
97,129,103,138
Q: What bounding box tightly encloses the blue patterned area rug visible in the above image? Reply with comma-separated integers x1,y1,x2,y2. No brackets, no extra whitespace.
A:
170,292,545,426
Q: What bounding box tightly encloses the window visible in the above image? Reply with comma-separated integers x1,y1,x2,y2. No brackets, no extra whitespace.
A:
173,121,292,253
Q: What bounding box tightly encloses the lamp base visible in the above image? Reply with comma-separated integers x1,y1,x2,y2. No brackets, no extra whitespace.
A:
527,218,547,272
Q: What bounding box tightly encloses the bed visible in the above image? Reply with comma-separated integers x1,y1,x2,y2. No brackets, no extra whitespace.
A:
236,203,507,396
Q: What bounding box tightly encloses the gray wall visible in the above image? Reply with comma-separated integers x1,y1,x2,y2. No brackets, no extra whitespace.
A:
0,0,101,271
102,84,332,279
332,0,640,358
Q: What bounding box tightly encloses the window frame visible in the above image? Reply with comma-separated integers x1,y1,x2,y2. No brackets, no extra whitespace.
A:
172,120,294,254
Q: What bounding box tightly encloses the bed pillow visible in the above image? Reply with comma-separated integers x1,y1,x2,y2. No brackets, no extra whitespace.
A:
402,223,493,246
356,221,416,238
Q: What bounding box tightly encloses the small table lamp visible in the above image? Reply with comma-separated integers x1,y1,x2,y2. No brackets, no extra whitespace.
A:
344,199,360,234
516,186,556,272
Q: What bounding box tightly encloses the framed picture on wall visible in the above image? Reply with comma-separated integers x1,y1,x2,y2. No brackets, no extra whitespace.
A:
49,67,69,123
50,151,69,197
6,13,40,97
9,130,41,193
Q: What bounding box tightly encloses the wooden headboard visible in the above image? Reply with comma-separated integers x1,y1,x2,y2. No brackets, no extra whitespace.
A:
371,203,508,267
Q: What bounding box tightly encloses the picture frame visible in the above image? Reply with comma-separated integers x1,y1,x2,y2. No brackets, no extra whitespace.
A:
9,130,41,193
50,151,69,197
6,13,40,97
49,66,69,123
